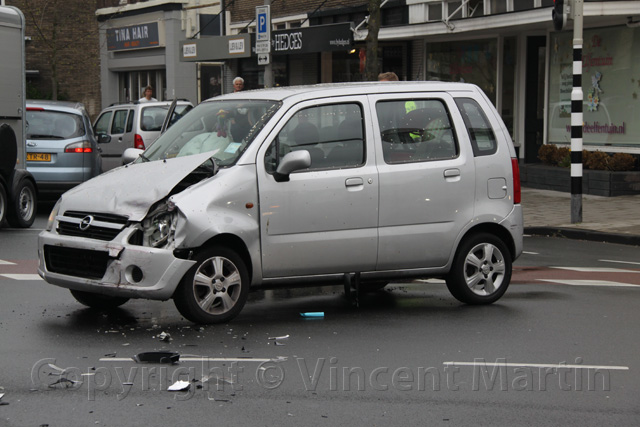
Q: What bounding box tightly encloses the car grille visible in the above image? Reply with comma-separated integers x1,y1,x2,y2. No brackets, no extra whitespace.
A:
44,245,110,280
57,211,128,241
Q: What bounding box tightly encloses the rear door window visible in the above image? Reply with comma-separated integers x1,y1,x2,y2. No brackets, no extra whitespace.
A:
94,111,113,135
112,109,129,135
376,99,458,164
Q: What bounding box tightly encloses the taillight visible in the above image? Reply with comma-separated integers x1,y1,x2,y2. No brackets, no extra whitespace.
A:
134,134,145,150
64,141,93,153
511,158,521,204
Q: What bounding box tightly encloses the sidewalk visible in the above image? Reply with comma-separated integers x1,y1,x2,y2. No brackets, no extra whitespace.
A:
522,187,640,246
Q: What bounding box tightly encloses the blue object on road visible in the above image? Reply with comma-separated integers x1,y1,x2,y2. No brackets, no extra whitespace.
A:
300,312,325,318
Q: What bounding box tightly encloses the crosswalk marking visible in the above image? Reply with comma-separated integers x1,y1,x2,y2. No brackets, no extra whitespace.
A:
538,279,638,288
0,274,43,281
551,267,640,273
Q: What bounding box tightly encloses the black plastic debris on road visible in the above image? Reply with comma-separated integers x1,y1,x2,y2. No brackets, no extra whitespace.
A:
133,351,180,364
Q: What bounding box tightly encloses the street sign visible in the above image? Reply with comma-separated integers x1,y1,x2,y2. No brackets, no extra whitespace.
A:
255,40,270,54
256,6,271,48
258,53,270,65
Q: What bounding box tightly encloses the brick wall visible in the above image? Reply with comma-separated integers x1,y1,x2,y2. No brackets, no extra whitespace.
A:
7,0,102,119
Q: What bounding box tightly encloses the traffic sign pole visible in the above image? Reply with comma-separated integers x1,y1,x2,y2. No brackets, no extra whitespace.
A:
256,2,273,87
570,0,583,223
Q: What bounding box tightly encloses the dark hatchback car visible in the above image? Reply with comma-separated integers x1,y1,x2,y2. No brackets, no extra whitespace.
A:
25,100,104,197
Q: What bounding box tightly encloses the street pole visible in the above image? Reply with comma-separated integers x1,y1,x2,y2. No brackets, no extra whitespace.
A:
263,0,273,88
570,0,583,223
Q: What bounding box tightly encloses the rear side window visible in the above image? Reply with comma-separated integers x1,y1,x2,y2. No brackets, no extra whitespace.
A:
455,98,497,156
265,103,365,173
376,99,458,164
141,106,168,132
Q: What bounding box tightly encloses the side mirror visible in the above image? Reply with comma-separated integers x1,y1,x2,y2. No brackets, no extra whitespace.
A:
122,148,145,165
273,150,311,182
97,134,111,144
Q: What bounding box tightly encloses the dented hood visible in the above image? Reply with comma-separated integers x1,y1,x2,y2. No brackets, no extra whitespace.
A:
61,152,217,221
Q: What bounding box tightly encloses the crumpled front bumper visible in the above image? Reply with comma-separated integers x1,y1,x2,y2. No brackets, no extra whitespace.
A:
38,226,196,300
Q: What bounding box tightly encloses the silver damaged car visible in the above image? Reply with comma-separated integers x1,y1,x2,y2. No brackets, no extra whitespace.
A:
38,82,524,324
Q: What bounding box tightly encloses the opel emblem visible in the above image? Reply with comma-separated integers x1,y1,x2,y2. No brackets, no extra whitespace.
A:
79,215,94,231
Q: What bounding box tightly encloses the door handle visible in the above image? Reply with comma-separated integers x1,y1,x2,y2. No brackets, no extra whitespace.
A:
443,169,460,178
345,177,364,187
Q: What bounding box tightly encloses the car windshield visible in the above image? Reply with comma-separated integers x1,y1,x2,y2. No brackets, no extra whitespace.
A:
26,110,85,140
140,100,281,167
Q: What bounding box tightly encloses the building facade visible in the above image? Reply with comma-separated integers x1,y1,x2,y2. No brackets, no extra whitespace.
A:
93,0,640,164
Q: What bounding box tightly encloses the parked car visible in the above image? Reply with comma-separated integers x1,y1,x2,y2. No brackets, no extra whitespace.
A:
38,82,523,324
93,100,193,171
25,100,104,198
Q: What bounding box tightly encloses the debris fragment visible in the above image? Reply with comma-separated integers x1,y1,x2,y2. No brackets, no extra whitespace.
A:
268,335,289,340
158,332,172,342
168,380,190,392
133,351,180,364
300,312,325,318
48,377,81,388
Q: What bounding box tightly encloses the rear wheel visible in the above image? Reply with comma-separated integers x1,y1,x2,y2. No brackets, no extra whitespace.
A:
7,179,37,228
173,246,250,324
446,233,511,305
70,289,129,309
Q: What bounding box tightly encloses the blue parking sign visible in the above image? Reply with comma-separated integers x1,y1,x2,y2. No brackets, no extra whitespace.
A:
256,5,270,42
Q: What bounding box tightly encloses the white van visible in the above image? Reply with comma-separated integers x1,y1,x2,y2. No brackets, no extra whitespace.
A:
38,82,523,323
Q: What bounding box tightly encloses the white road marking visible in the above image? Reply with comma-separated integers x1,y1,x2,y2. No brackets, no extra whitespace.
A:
0,260,16,265
444,361,629,370
523,251,539,255
99,357,274,363
415,279,446,284
0,274,43,281
550,267,640,273
538,279,638,288
599,259,640,266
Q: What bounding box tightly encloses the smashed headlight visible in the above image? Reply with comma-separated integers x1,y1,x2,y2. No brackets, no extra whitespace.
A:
142,200,177,248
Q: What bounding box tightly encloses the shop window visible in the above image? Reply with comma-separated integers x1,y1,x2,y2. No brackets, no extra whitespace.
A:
377,99,458,164
266,103,365,173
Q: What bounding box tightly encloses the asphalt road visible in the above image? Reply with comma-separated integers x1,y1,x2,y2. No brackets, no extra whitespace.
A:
1,212,639,426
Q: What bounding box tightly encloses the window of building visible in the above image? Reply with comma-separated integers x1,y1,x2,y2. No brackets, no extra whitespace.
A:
426,39,498,105
376,99,458,164
548,26,640,147
428,2,443,21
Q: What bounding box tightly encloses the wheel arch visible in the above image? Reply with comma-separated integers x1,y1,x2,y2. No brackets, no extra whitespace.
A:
193,233,254,284
457,223,517,261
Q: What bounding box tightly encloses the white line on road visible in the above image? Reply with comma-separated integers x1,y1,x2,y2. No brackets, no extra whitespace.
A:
538,279,638,288
0,260,16,265
0,274,43,281
522,251,539,255
99,357,274,363
444,361,629,370
599,259,640,266
550,267,640,273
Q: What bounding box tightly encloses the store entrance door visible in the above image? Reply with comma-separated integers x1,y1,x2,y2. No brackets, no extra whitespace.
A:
524,36,546,163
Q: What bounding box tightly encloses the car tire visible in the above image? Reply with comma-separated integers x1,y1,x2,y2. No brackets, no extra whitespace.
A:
70,289,130,309
7,179,37,228
446,232,511,305
173,246,250,324
0,183,7,226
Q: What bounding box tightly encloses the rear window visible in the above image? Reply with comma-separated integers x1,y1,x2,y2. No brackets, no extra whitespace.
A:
26,110,85,140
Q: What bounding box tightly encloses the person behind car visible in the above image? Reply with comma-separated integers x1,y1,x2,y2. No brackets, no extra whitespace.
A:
378,72,399,82
139,85,157,103
233,77,245,92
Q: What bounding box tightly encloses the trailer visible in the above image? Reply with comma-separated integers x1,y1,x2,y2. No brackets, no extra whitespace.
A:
0,5,37,228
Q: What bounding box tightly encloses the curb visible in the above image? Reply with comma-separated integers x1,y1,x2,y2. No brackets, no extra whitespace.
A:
524,227,640,247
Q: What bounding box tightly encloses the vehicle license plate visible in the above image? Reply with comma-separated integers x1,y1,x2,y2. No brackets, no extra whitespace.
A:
27,153,51,161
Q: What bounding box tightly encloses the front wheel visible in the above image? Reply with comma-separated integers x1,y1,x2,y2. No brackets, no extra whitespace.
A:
173,246,250,324
7,179,37,228
70,289,130,309
446,233,512,305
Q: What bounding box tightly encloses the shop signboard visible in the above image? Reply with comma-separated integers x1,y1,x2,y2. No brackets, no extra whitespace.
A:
107,22,161,51
179,34,252,61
